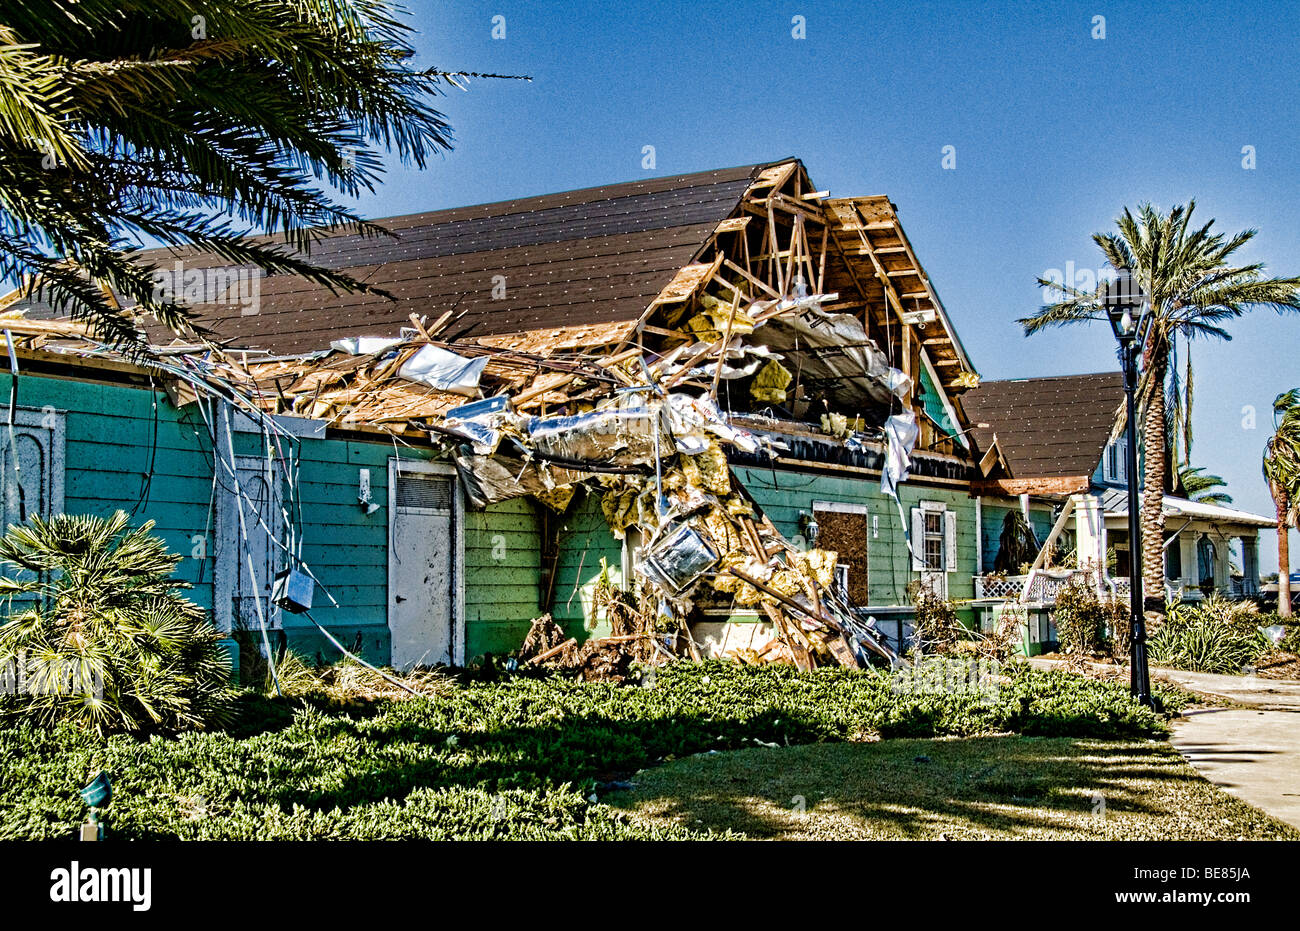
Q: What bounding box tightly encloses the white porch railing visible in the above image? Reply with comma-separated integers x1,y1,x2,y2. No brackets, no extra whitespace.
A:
973,573,1187,606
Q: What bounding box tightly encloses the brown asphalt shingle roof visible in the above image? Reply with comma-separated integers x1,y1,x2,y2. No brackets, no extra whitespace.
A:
182,163,769,354
961,372,1124,479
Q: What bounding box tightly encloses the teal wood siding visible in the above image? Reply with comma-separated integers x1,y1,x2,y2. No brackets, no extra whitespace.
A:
734,465,978,606
4,372,447,667
13,374,218,609
282,441,438,664
978,498,1056,574
551,491,623,640
464,497,542,658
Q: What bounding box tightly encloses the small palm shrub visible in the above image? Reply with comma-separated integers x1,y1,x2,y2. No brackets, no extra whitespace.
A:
1148,597,1270,674
0,512,233,734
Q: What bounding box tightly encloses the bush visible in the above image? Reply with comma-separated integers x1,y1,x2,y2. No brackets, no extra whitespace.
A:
907,580,963,654
0,512,234,734
1053,580,1130,658
1149,597,1270,674
0,660,1175,839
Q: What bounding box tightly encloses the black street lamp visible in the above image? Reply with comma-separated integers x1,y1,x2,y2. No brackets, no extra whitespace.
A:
1100,267,1154,708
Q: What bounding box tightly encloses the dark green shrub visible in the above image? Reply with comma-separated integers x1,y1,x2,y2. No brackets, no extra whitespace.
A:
1053,580,1129,656
0,658,1174,840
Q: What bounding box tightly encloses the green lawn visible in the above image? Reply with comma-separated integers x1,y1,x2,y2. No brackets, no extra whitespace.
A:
607,737,1299,840
1,659,1281,841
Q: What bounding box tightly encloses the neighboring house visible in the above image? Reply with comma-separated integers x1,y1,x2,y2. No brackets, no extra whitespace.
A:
962,372,1273,653
4,158,995,667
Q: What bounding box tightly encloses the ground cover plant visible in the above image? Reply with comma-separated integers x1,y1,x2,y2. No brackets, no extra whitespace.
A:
0,660,1193,840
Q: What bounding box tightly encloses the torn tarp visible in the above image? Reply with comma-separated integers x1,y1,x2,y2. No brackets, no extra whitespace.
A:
665,393,760,454
454,451,592,508
527,402,671,467
399,344,489,395
880,410,918,499
330,336,403,355
442,394,516,455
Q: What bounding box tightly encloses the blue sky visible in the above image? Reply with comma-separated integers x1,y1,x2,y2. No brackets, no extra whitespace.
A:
352,0,1300,570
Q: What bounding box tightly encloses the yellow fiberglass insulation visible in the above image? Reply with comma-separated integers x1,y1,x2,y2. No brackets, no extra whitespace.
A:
689,443,731,495
792,548,839,589
725,495,753,517
701,506,744,555
532,485,575,514
750,359,793,405
601,486,640,538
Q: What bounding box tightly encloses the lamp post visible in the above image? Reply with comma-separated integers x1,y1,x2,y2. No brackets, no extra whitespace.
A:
1101,267,1153,707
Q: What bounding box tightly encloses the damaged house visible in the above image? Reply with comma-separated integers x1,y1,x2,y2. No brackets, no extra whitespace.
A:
4,158,1046,674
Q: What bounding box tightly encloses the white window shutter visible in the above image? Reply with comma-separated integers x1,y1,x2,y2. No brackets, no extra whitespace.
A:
944,510,957,571
910,507,925,571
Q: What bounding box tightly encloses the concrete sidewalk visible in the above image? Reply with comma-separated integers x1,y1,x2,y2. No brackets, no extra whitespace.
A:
1028,656,1300,830
1169,709,1300,830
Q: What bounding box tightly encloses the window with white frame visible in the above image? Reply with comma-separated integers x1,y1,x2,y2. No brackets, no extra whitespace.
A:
1104,436,1128,483
922,510,945,571
911,502,957,575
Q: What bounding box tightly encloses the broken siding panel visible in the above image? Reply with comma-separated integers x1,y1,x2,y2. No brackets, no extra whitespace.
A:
550,492,622,638
464,497,542,658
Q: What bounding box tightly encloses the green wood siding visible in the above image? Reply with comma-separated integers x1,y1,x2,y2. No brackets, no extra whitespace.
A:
5,373,446,666
14,375,218,609
551,491,623,640
734,466,979,606
464,497,543,658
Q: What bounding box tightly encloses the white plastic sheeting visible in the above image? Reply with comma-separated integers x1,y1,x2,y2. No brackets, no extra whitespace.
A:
398,344,489,396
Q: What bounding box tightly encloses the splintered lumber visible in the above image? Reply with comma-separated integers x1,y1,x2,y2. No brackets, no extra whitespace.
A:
527,637,577,665
761,603,813,671
726,566,844,636
511,346,642,405
713,216,751,234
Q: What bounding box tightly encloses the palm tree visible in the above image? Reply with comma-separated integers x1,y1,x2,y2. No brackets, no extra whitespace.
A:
0,511,233,733
0,1,522,351
1263,390,1300,617
1021,203,1300,611
1176,465,1233,506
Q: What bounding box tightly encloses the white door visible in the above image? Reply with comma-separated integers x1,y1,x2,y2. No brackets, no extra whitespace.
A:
388,462,458,669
